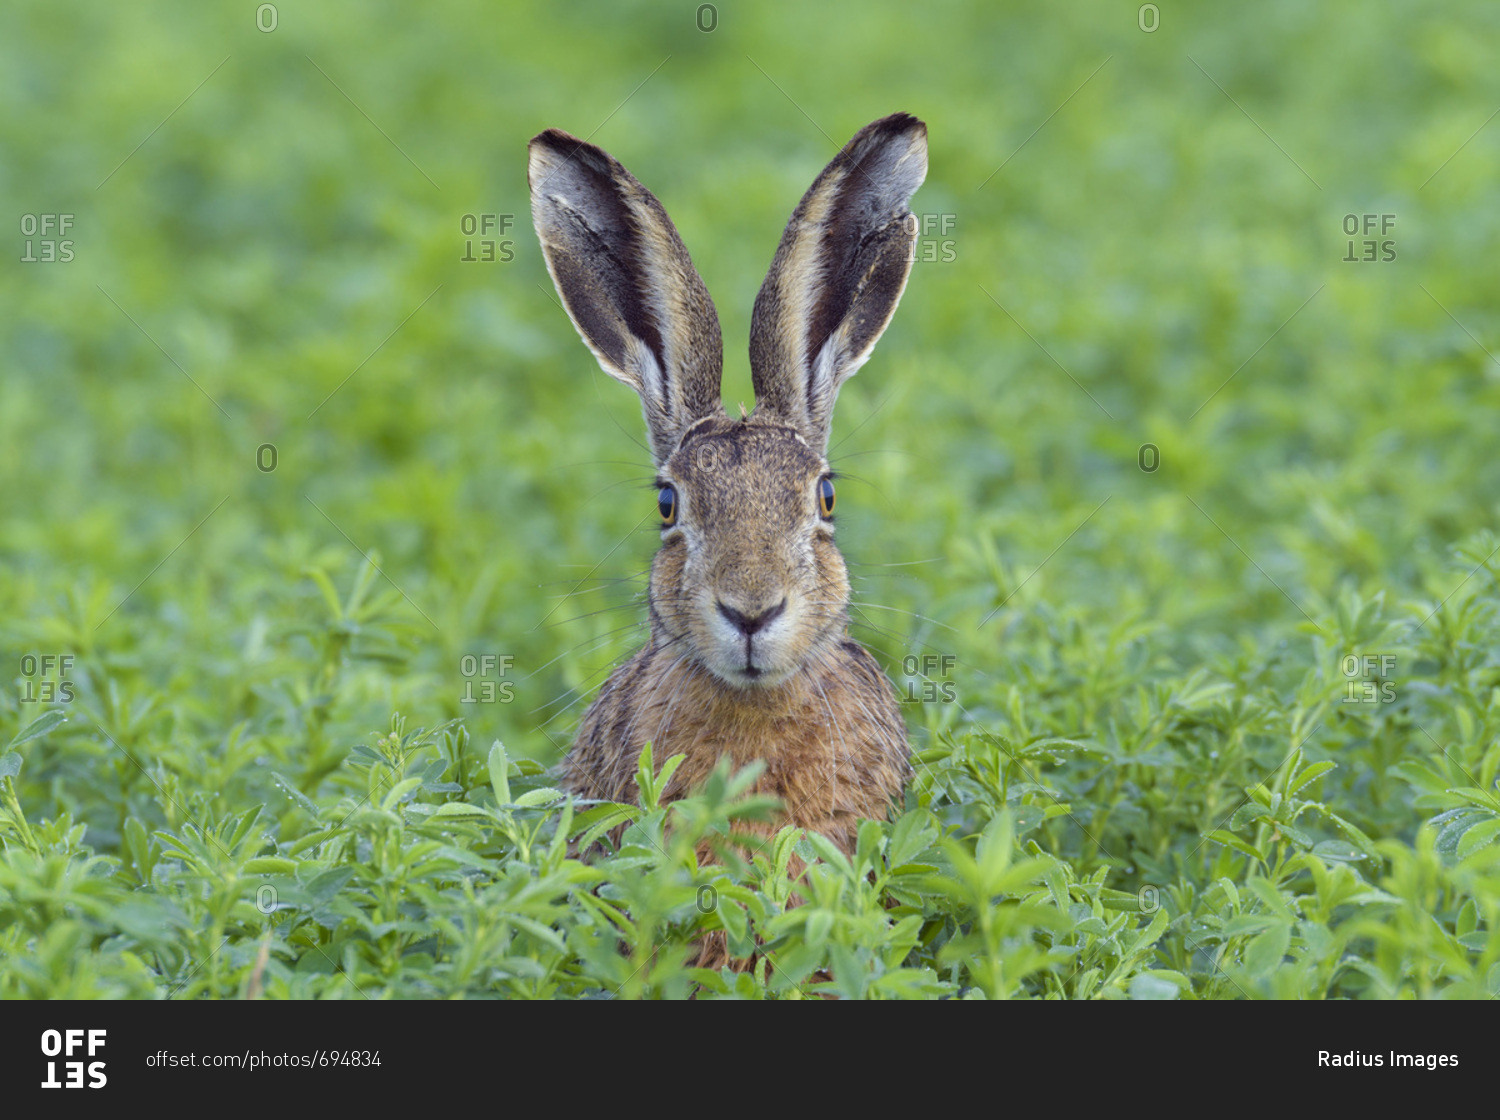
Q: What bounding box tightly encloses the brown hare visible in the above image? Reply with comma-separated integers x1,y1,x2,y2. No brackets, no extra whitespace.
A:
528,112,926,866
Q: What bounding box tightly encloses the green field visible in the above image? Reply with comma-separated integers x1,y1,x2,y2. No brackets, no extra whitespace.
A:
3,0,1498,998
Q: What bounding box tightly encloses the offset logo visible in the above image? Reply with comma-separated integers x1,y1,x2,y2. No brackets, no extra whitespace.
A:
19,653,75,704
40,1029,107,1089
459,653,515,704
20,214,75,263
1342,213,1396,263
459,214,515,263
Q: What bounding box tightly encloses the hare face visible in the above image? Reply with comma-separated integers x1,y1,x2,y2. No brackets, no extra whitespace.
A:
652,417,846,689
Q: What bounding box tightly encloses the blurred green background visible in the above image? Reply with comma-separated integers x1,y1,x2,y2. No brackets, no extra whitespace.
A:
7,0,1496,758
2,0,1499,995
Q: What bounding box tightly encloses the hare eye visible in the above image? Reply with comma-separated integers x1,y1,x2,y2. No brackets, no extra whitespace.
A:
817,477,836,519
657,485,677,526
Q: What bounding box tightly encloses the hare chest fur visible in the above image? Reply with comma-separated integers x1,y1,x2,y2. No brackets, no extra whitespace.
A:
529,113,928,854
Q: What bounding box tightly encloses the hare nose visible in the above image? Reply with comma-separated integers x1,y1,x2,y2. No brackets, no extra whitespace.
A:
717,598,787,638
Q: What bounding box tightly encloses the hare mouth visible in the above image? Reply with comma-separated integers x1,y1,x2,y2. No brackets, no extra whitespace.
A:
717,660,795,690
736,654,784,686
700,640,799,690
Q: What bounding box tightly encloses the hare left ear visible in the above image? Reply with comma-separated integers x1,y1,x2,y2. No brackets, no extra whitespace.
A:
529,129,726,467
748,113,927,452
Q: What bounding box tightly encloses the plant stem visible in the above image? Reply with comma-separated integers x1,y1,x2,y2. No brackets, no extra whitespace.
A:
1,778,40,856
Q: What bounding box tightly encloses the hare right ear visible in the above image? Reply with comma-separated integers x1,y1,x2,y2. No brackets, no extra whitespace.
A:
749,113,927,452
529,129,725,466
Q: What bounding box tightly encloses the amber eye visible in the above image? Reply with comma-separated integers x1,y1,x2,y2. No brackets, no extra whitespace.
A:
657,484,677,526
817,476,836,519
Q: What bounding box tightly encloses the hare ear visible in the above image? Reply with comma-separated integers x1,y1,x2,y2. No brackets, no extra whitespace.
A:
529,129,725,466
749,113,927,451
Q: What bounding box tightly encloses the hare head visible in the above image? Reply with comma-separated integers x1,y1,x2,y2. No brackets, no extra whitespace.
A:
528,114,927,703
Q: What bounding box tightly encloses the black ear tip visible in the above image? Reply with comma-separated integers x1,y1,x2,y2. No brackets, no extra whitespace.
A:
528,129,622,192
872,111,926,136
843,113,927,159
529,127,581,154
